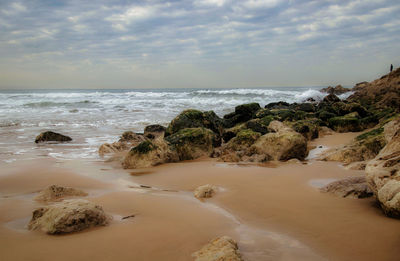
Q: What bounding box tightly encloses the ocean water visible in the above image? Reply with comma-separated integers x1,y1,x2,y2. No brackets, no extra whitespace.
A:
0,87,352,163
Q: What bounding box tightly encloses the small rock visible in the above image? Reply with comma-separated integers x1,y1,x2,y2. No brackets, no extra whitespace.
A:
194,184,217,199
35,131,72,143
192,236,243,261
34,185,88,202
28,199,111,234
320,176,373,198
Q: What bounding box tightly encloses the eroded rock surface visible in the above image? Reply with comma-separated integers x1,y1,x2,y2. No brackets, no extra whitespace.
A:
28,199,111,234
35,185,88,202
194,184,217,199
320,176,373,198
192,236,243,261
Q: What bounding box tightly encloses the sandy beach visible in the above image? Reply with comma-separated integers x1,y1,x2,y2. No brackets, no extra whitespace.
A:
1,131,399,261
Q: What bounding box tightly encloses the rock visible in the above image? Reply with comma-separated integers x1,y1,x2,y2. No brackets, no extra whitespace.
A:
344,161,367,170
320,85,351,95
165,128,217,160
251,127,308,161
245,118,269,135
328,115,362,132
320,176,373,198
144,124,166,139
194,184,217,199
165,109,224,138
35,185,88,202
294,102,316,112
323,94,341,103
28,199,111,234
223,103,261,128
122,138,179,169
35,131,72,143
192,236,243,261
321,127,386,164
99,132,146,156
366,117,400,217
319,126,334,137
288,119,320,140
265,101,290,109
219,129,262,162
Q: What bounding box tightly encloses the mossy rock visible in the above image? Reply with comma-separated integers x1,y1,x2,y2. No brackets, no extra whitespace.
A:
265,101,290,109
328,116,362,132
35,131,72,143
289,119,320,140
317,110,337,123
344,103,368,117
293,103,316,113
165,109,224,137
223,103,261,127
254,108,273,118
245,119,269,135
226,129,261,151
270,109,307,122
130,141,157,155
165,127,216,160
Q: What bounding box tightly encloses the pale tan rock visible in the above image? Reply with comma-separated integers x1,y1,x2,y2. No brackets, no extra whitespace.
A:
122,138,179,169
319,126,334,137
366,117,400,217
28,199,111,234
99,132,146,156
344,161,367,170
35,185,88,202
192,236,243,261
320,176,373,198
194,184,216,199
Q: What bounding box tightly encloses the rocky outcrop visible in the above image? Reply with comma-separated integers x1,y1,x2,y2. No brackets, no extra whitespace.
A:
320,176,373,198
366,117,400,217
165,128,217,160
218,129,262,162
28,199,110,234
122,138,179,169
321,127,386,164
35,185,88,202
288,119,320,140
192,236,243,261
165,109,224,138
349,67,400,112
321,85,351,95
322,94,341,103
194,184,217,199
35,131,72,143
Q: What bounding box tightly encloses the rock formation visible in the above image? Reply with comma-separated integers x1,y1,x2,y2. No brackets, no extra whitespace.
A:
320,85,351,95
99,131,146,156
28,199,111,234
35,185,88,202
35,131,72,143
192,236,243,261
194,184,217,199
366,117,400,217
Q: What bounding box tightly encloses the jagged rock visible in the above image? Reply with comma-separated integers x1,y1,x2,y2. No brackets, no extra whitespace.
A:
144,124,166,139
366,117,400,217
321,85,351,95
265,101,290,109
122,138,179,169
223,103,261,128
35,131,72,143
322,127,386,164
28,199,111,234
323,94,341,103
165,109,224,138
192,236,243,261
320,176,373,198
35,185,88,202
165,128,216,160
194,184,217,199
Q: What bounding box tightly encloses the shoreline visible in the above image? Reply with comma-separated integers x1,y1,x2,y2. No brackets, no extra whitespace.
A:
1,131,399,261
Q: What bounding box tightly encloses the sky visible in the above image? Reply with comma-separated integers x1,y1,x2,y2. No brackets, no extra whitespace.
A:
0,0,399,89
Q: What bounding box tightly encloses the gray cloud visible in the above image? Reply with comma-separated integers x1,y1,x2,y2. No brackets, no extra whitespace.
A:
0,0,399,89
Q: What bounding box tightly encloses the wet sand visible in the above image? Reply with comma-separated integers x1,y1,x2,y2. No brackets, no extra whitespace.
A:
0,132,399,261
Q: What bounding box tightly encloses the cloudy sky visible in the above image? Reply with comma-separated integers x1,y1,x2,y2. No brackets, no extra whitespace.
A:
0,0,399,89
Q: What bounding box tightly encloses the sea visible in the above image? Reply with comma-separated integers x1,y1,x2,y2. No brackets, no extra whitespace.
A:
0,87,352,164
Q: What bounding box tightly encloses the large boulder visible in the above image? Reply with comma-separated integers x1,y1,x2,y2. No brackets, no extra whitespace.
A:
320,176,373,199
35,185,88,202
35,131,72,143
366,117,400,217
28,199,111,234
122,138,179,169
219,129,262,162
321,127,386,164
192,236,243,261
250,122,308,161
288,119,320,140
165,109,224,138
144,124,166,139
165,127,216,160
223,103,261,128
